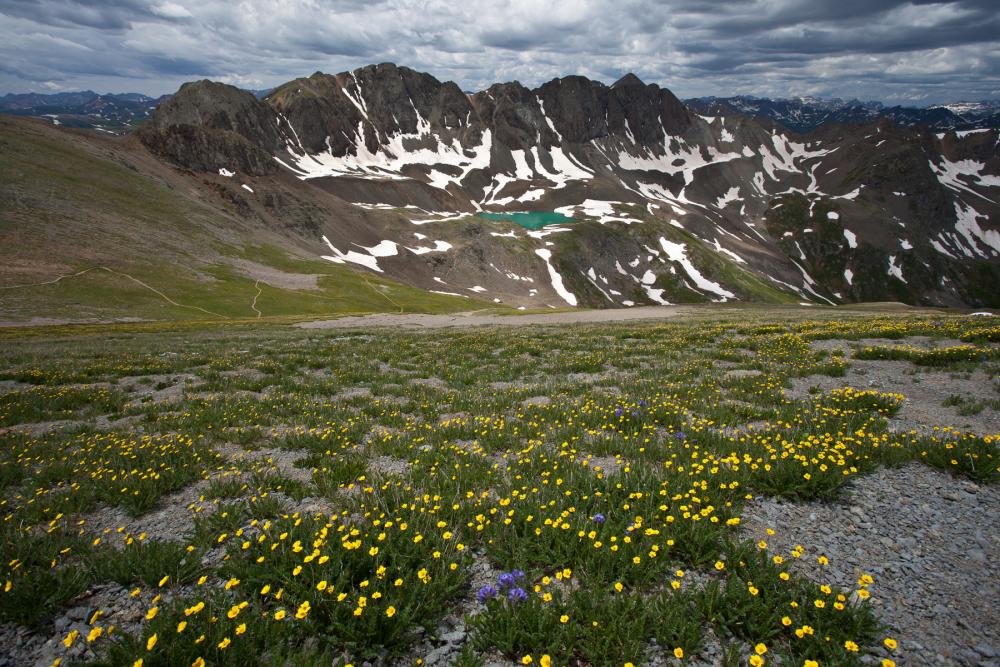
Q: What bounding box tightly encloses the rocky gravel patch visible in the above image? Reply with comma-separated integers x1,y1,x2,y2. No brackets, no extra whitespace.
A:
218,444,314,484
808,337,968,355
78,479,212,544
789,348,1000,436
0,584,172,667
741,462,1000,667
369,455,409,477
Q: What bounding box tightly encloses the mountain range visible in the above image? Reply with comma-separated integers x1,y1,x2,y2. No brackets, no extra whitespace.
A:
1,63,998,322
0,88,276,135
685,96,1000,134
0,90,172,133
5,87,998,137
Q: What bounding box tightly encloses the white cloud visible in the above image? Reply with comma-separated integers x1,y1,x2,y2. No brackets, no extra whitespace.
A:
0,0,996,104
151,2,192,19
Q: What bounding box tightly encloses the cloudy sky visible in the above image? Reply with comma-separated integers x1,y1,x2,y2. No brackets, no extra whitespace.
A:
1,0,998,104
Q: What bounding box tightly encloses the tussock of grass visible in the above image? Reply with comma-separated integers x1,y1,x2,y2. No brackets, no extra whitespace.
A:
855,344,997,366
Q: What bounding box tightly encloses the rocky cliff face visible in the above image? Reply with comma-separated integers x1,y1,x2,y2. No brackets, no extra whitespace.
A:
137,64,1000,309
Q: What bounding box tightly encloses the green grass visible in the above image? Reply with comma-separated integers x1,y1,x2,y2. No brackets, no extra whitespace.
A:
0,116,497,322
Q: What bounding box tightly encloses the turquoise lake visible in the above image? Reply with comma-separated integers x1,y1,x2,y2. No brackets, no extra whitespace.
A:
477,211,575,230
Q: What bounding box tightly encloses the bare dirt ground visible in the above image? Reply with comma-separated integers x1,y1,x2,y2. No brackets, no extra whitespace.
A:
223,258,323,291
296,305,698,329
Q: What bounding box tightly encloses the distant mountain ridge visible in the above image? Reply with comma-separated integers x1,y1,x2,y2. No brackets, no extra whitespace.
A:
685,95,1000,134
0,90,171,133
5,88,998,136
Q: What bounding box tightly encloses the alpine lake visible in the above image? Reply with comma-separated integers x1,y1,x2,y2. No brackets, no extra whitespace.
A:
477,211,575,230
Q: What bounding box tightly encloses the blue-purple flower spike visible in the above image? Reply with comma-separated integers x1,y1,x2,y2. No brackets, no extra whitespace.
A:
477,585,498,603
507,587,529,603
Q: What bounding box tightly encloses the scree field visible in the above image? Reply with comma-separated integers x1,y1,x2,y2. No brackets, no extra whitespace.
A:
0,311,998,667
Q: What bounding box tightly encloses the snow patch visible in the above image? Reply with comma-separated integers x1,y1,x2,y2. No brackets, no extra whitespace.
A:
360,240,398,258
931,157,1000,202
930,237,957,258
956,128,997,138
280,113,493,191
526,226,573,240
554,200,640,225
715,186,740,209
406,240,453,255
887,255,906,283
709,238,746,264
321,236,383,272
657,237,735,302
535,248,577,306
617,130,742,195
953,201,1000,256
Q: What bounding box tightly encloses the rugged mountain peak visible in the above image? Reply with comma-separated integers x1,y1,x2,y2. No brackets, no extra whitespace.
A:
470,81,546,149
267,72,341,104
150,80,266,131
139,79,281,175
262,62,482,159
612,73,645,89
128,64,999,309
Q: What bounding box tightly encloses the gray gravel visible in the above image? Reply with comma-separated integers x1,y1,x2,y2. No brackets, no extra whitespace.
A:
793,338,1000,436
742,462,1000,667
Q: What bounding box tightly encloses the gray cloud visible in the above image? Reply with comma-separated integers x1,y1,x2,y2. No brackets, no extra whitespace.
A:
0,0,997,104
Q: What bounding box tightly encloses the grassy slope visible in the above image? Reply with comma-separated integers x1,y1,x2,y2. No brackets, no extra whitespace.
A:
0,116,486,322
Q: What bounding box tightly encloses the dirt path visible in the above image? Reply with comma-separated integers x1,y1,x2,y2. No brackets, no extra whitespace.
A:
296,305,698,329
0,265,228,319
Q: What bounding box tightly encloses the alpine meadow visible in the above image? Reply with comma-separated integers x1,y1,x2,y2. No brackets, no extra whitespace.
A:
1,1,999,666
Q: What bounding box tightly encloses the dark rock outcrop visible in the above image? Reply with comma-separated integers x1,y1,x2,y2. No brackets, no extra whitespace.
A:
138,80,281,175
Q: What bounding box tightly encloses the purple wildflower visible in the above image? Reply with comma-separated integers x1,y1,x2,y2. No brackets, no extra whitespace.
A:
592,513,606,524
477,585,498,603
511,569,526,581
507,587,529,603
498,572,517,590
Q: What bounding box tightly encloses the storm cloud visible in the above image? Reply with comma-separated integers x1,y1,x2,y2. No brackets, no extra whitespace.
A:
0,0,997,104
